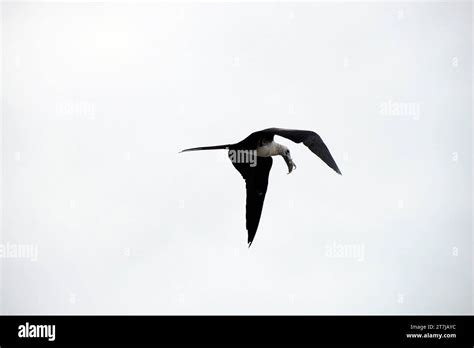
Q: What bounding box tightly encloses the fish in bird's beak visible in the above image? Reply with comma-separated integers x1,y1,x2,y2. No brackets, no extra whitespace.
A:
283,154,297,174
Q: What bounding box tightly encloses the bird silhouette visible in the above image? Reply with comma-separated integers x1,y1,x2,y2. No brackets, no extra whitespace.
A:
181,128,341,247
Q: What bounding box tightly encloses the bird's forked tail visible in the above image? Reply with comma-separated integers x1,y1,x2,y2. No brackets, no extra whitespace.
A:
180,144,231,153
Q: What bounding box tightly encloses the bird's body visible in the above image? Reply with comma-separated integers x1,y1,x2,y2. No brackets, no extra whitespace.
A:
256,141,284,157
181,128,341,247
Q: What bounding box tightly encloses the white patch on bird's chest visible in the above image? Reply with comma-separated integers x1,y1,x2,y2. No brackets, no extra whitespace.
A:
256,141,280,157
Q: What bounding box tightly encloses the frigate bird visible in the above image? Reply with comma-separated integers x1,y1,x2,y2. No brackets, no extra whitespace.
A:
181,128,341,247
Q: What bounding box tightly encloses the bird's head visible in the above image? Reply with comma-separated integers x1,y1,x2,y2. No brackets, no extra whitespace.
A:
280,145,297,174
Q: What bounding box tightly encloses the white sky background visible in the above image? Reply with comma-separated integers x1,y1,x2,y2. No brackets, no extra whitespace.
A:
1,1,472,314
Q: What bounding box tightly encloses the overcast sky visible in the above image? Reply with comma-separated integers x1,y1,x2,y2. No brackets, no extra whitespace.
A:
1,1,472,314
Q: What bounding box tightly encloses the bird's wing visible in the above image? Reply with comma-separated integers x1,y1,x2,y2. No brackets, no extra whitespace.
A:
260,128,341,175
229,155,273,247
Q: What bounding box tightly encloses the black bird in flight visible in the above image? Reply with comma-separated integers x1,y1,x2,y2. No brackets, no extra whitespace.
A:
181,128,341,247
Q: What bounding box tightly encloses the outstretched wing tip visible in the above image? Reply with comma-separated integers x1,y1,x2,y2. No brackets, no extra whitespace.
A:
247,230,256,248
231,156,272,251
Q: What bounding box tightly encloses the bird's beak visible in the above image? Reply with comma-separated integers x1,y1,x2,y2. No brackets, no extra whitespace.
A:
283,155,297,174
